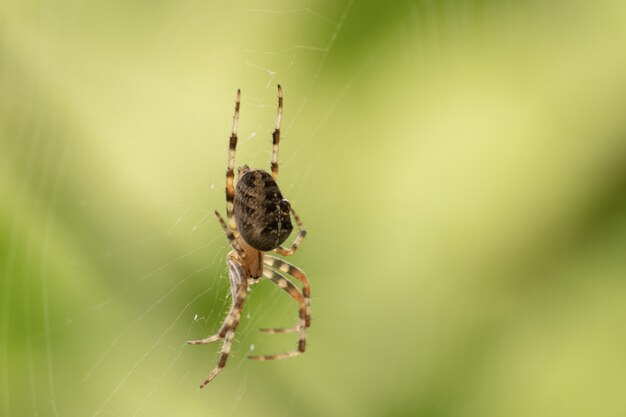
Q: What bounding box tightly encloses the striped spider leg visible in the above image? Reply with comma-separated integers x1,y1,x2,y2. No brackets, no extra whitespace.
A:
187,256,248,388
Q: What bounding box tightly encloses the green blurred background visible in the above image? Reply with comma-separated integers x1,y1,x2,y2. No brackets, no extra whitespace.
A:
2,0,626,416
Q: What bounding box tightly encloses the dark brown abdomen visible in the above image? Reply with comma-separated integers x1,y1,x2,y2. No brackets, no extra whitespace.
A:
233,169,293,251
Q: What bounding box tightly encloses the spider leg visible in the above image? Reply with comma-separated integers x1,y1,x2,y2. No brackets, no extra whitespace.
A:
248,269,306,361
186,253,245,344
271,84,283,180
274,206,306,256
263,255,311,328
226,89,241,233
188,257,248,388
214,211,246,259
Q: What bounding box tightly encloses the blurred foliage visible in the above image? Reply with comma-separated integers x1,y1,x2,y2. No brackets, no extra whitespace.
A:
1,0,626,416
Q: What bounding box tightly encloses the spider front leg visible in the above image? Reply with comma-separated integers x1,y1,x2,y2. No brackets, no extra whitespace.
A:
271,84,283,180
226,89,241,233
274,206,307,256
248,269,307,361
188,257,248,388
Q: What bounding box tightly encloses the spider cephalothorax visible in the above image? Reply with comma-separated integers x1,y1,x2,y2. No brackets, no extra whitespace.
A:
187,85,310,388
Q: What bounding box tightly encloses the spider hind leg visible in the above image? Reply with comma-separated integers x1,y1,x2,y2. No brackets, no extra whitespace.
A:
264,255,311,327
248,268,307,361
189,257,248,388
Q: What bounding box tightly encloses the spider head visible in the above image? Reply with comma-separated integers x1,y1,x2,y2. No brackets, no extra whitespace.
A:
237,165,251,176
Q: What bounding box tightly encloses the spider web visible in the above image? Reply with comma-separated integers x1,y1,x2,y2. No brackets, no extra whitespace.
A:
5,1,626,416
0,0,357,416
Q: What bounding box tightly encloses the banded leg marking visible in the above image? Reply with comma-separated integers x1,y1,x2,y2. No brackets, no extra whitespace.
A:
264,255,311,328
248,269,306,361
271,84,283,180
198,329,236,388
186,276,247,345
226,89,241,232
214,211,246,259
189,259,248,388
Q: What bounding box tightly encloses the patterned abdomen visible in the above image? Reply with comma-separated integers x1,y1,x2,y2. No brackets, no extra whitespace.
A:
234,169,293,251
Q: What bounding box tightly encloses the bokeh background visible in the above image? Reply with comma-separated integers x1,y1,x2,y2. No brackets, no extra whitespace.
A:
2,0,626,416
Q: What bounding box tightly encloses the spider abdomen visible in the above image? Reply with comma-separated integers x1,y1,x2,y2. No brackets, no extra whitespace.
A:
234,169,293,251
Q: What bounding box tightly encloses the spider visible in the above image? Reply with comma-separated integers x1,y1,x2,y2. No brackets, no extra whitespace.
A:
187,85,310,388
